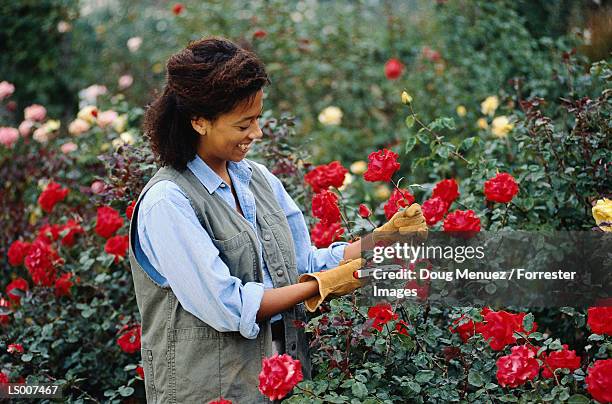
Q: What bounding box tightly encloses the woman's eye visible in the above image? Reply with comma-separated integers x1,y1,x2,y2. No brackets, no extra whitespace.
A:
239,126,249,131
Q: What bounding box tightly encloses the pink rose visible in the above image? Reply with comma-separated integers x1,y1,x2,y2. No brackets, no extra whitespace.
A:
60,142,78,154
24,104,47,121
0,81,15,100
97,110,118,128
18,121,34,137
0,127,19,148
118,75,134,90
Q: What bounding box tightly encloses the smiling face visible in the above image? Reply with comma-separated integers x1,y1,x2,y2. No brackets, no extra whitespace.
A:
192,89,264,170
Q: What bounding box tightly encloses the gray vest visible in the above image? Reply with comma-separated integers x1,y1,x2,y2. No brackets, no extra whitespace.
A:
128,160,311,403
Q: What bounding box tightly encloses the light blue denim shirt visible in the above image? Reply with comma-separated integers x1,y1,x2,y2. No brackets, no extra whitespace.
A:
133,155,347,339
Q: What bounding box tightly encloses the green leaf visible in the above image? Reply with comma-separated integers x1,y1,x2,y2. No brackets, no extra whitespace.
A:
461,137,476,150
118,386,134,397
485,283,497,294
588,334,604,341
567,394,590,404
415,370,434,383
523,313,534,332
468,370,485,387
21,353,33,362
351,381,368,399
405,115,415,128
405,136,417,153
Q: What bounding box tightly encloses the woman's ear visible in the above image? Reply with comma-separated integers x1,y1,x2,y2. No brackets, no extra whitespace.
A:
191,117,211,136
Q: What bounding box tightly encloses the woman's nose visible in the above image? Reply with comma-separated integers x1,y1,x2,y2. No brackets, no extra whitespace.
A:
249,121,263,140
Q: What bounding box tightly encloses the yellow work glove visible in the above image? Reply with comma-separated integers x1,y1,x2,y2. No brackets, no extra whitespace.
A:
373,203,428,242
298,258,366,312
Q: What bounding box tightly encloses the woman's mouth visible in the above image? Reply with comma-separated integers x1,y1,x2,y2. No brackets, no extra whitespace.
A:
237,143,251,153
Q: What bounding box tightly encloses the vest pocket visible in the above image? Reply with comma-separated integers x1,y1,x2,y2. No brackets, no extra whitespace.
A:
142,349,158,403
263,210,297,275
212,231,258,282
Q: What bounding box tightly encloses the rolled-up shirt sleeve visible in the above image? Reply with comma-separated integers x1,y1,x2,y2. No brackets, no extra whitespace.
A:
137,181,264,339
252,162,348,275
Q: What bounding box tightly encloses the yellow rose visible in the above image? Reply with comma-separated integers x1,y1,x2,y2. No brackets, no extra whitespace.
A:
477,118,489,130
480,96,499,116
350,160,368,175
401,91,413,105
491,116,514,138
338,173,354,191
456,105,467,117
119,131,135,145
77,106,98,124
374,184,391,200
592,198,612,232
152,63,163,74
44,119,61,132
113,114,128,133
318,106,343,126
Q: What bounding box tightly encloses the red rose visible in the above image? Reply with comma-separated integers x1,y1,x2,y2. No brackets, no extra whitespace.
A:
258,353,303,401
105,235,129,263
7,343,24,354
363,149,401,182
395,320,410,335
125,200,136,220
172,3,185,15
37,224,62,244
96,206,124,238
422,197,449,226
384,58,404,80
443,210,481,233
38,181,69,213
586,359,612,403
0,297,11,325
422,46,441,62
496,345,540,388
450,307,491,342
432,179,459,205
479,310,537,351
209,398,232,404
253,30,267,39
311,190,341,224
24,239,62,287
587,306,612,335
6,278,29,304
136,365,144,379
383,188,415,220
304,161,348,193
60,219,85,247
541,344,581,378
0,371,8,384
117,324,141,354
310,221,344,248
358,204,372,218
367,303,398,331
7,240,31,266
484,172,519,203
54,272,73,297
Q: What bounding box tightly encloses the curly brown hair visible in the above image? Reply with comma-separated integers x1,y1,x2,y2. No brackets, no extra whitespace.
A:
142,36,270,171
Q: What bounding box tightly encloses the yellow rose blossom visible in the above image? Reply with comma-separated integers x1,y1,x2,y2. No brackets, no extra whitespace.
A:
318,106,343,126
152,63,163,74
338,173,354,191
77,106,98,124
111,138,124,150
44,120,61,132
113,114,128,133
401,91,413,105
456,105,467,117
480,96,499,116
374,184,391,200
350,160,367,175
477,118,489,130
592,198,612,232
100,142,111,152
119,131,135,145
491,116,514,138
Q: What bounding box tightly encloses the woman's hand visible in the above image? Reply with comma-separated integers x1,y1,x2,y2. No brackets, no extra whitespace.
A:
297,258,365,312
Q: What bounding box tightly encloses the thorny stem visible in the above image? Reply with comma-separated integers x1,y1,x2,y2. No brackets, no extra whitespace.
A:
334,187,354,236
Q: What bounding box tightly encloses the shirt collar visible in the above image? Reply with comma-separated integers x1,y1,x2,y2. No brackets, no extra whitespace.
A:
187,155,253,194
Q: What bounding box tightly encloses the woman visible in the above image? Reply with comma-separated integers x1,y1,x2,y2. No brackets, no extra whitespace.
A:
128,36,426,403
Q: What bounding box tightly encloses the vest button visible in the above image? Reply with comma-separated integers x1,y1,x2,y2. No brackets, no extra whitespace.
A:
276,270,284,277
263,233,271,241
219,183,226,188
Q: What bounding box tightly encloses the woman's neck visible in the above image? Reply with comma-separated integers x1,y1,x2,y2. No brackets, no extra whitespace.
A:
197,152,230,182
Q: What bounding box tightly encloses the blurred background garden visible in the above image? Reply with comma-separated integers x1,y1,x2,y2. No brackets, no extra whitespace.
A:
0,0,611,402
